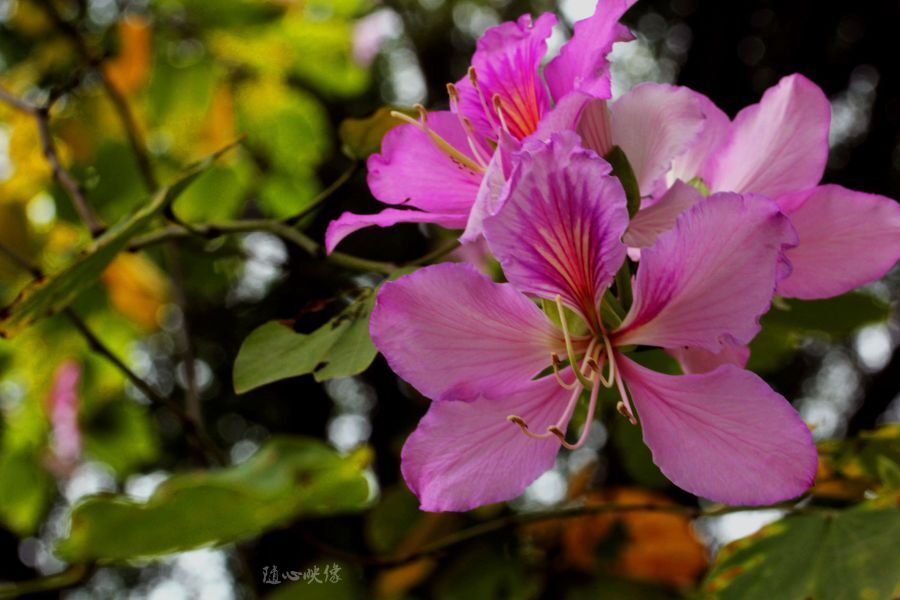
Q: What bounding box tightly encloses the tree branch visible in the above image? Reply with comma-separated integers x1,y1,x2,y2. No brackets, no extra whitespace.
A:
0,564,92,598
0,84,105,237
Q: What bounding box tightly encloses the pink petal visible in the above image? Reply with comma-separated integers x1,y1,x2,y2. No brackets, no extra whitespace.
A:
370,263,564,402
454,13,556,141
609,83,708,196
325,209,467,254
483,133,626,320
401,376,569,511
668,344,750,375
615,193,796,352
576,97,613,156
532,90,592,143
669,89,730,184
776,185,900,299
367,112,483,213
706,74,830,198
623,180,702,248
544,0,635,102
460,130,519,242
617,356,817,505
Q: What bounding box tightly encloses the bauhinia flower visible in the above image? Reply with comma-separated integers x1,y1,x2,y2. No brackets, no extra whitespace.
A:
370,133,817,511
596,74,900,299
325,0,636,253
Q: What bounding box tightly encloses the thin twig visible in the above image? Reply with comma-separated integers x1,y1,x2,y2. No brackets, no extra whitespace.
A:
0,241,44,279
0,564,93,598
282,163,357,226
129,220,397,275
63,308,226,465
0,84,105,236
312,500,824,568
38,0,158,191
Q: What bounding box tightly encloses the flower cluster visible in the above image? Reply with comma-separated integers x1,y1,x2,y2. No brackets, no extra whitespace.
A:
328,1,900,511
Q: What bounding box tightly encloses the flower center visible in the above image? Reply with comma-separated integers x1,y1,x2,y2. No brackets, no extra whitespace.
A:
508,296,636,450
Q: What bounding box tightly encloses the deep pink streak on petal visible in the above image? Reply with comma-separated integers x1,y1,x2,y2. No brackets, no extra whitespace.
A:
617,356,817,505
669,89,730,185
668,344,750,375
609,83,707,197
325,209,467,254
401,375,569,512
367,112,483,212
776,185,900,299
615,193,796,352
544,0,635,102
369,263,565,402
623,179,702,248
706,74,830,198
484,133,626,320
454,13,557,141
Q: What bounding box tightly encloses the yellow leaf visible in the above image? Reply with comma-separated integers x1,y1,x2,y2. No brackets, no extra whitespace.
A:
101,254,170,330
104,17,153,95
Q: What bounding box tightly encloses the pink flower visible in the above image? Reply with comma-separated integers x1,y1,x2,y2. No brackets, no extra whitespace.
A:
46,360,82,474
370,134,817,511
587,74,900,300
326,1,635,252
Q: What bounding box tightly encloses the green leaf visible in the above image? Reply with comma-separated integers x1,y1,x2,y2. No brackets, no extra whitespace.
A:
702,506,900,600
56,437,372,562
0,142,240,337
604,146,640,218
233,288,377,393
338,107,416,160
434,545,542,600
0,450,54,536
82,399,160,478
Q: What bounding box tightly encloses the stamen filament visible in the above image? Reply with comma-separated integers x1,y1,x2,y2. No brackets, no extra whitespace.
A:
492,94,511,135
551,353,577,389
446,83,491,168
555,295,594,390
468,67,500,132
507,415,554,440
548,377,602,450
390,107,485,174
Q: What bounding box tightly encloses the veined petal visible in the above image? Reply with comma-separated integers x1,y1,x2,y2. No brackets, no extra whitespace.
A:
668,344,750,375
615,193,796,351
455,13,556,141
461,130,519,242
706,74,830,198
618,357,817,505
401,376,570,511
669,89,730,184
325,209,467,254
609,83,707,196
776,185,900,299
367,112,483,213
623,180,702,248
484,133,626,321
370,263,564,402
544,0,635,102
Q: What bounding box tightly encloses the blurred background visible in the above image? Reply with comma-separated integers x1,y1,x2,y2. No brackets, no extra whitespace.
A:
0,0,897,598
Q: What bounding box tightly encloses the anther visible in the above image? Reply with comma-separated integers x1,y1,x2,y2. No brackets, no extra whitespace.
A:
507,415,553,439
492,94,511,134
616,401,637,425
551,353,577,389
468,66,500,131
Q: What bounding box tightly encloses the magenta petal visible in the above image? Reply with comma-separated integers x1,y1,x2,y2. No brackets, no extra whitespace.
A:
461,130,520,242
623,180,702,248
618,357,817,505
669,90,730,184
370,263,563,402
668,344,750,375
484,133,626,319
401,376,569,511
455,13,556,141
367,112,483,213
544,0,635,102
706,74,830,198
609,83,707,196
775,185,900,299
325,209,467,254
616,193,796,351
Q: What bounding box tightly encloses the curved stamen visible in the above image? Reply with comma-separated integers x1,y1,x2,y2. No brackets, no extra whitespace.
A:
468,66,500,132
507,415,554,440
554,295,594,390
491,94,511,135
548,376,602,450
446,83,491,168
390,106,485,174
551,353,577,389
